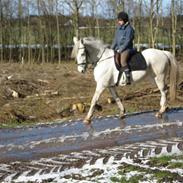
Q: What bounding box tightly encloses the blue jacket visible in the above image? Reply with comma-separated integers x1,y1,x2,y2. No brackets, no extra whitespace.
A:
111,22,135,52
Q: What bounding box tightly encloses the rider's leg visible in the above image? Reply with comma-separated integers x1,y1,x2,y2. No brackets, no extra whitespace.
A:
120,50,131,85
114,53,121,68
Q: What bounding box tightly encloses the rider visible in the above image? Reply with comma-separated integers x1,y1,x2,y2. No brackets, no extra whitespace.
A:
111,11,135,85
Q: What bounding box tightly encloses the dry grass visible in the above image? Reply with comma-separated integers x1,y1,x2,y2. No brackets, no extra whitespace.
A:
0,60,182,127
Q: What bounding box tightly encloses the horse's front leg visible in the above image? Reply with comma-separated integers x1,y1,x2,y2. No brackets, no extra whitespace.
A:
109,86,125,118
84,85,105,124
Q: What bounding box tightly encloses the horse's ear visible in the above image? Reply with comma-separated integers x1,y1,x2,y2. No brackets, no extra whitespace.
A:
73,37,78,45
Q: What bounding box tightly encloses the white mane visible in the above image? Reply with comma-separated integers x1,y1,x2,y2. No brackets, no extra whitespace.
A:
83,37,105,49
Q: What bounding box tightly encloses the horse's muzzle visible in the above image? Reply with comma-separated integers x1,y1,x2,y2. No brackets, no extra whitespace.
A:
78,66,85,73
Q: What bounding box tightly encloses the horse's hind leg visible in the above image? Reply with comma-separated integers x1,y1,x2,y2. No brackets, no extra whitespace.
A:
154,74,168,118
109,86,125,118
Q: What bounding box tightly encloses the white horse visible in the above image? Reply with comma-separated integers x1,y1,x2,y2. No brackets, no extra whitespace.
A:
72,37,178,124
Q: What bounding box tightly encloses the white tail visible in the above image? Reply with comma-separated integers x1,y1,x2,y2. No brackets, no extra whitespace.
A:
163,51,178,101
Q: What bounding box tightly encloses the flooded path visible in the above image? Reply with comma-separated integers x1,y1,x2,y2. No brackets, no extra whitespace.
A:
0,108,183,162
0,108,183,182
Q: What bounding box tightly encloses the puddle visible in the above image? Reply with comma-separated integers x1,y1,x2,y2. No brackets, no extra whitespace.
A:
0,108,182,162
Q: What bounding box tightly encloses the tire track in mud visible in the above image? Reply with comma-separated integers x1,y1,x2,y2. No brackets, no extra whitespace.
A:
1,138,183,183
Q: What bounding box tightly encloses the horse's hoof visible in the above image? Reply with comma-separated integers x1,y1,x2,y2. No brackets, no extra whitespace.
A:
119,113,125,119
155,112,163,118
83,118,91,125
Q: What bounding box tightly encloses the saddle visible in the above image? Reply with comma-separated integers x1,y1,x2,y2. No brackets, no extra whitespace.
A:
115,50,147,71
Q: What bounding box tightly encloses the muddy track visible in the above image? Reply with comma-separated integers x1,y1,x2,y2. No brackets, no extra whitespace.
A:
0,108,183,182
1,138,183,182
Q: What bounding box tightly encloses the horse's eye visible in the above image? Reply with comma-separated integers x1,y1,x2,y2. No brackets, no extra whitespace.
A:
81,52,85,56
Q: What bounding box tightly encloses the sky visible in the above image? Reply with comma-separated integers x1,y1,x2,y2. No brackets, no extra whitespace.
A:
12,0,182,18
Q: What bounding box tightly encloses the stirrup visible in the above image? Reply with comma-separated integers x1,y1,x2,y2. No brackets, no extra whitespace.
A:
124,68,131,85
126,77,131,85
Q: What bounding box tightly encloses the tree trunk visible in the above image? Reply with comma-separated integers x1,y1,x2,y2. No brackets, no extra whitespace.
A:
56,4,61,63
136,0,142,51
27,0,31,64
149,0,161,48
66,0,84,39
149,0,155,48
37,0,45,63
171,0,177,56
0,0,3,62
18,0,23,62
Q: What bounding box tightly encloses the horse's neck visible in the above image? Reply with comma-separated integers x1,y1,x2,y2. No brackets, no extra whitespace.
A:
87,46,110,65
101,48,114,60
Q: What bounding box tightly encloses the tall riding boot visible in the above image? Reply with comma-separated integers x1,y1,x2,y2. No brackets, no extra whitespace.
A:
116,69,123,86
124,67,131,85
116,66,131,86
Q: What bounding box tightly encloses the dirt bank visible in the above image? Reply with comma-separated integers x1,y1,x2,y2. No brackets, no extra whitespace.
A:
0,60,182,127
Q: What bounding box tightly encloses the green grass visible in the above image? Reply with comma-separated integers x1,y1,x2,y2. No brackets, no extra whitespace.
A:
118,164,144,173
168,161,183,169
111,164,146,183
153,170,177,183
110,155,183,183
149,156,172,167
110,174,144,183
0,119,36,128
127,175,144,183
149,155,183,169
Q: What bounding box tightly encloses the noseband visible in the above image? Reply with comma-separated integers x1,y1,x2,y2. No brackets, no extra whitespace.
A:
77,46,88,69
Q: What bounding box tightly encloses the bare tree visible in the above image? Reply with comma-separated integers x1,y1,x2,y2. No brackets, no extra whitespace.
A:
64,0,84,38
108,0,125,17
0,0,3,62
135,0,143,51
149,0,161,48
37,0,45,63
171,0,177,56
56,0,61,63
18,0,23,62
1,0,15,62
86,0,101,37
0,0,182,63
26,0,31,64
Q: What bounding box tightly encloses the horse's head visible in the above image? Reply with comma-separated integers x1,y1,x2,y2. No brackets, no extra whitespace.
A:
72,36,107,73
72,37,87,73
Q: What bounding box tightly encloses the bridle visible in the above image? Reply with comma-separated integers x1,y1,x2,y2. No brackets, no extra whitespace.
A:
77,46,87,68
77,45,114,69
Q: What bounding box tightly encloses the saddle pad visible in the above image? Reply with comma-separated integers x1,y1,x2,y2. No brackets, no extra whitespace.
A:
128,52,147,71
114,51,147,71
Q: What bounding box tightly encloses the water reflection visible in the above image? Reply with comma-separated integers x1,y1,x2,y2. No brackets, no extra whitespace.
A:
119,119,126,129
85,124,96,138
159,113,169,123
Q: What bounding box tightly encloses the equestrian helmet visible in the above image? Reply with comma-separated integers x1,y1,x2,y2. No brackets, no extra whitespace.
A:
117,11,129,22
